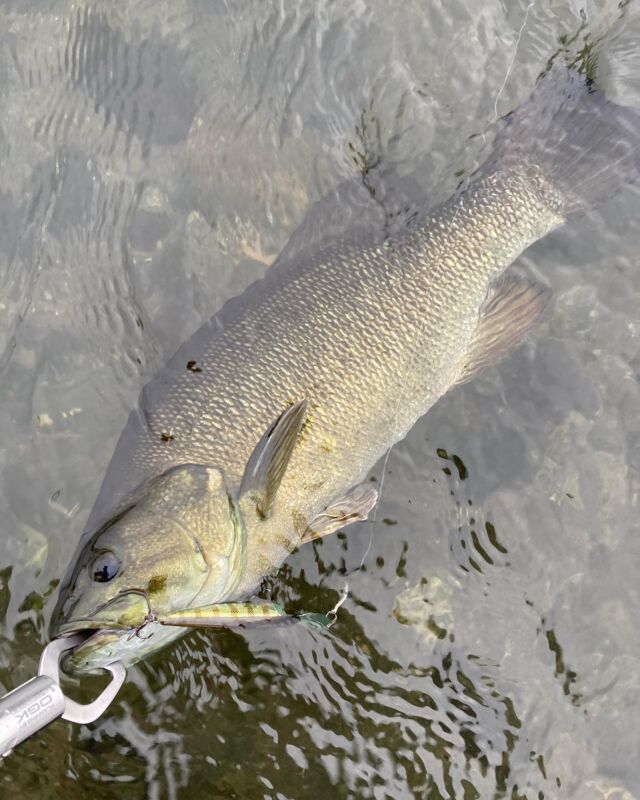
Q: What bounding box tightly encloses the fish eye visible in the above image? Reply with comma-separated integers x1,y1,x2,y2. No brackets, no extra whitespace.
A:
91,551,121,582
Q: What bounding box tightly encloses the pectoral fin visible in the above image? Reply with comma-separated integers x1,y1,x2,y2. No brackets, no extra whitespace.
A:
240,400,307,518
457,276,550,385
302,484,379,544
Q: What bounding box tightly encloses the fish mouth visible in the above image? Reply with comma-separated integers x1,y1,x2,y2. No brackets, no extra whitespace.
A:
54,618,142,674
56,618,130,636
54,619,132,667
55,619,129,648
52,590,151,657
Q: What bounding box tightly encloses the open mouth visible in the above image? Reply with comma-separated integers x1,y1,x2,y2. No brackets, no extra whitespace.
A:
56,618,128,637
53,589,152,646
58,627,101,642
57,625,110,643
54,623,133,673
57,619,128,635
54,620,133,659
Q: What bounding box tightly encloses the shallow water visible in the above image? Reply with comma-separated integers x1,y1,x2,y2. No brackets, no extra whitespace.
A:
0,1,639,798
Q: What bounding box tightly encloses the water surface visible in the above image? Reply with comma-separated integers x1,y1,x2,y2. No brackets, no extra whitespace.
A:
0,1,639,798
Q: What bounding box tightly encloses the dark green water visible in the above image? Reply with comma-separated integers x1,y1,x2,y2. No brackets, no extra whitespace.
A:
0,1,639,798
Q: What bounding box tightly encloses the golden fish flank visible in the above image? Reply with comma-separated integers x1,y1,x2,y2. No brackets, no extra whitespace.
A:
51,69,640,672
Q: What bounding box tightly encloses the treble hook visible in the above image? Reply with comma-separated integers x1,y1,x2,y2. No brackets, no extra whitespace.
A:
127,612,157,641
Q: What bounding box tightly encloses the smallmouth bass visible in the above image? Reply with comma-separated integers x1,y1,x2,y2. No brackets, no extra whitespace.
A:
51,70,640,672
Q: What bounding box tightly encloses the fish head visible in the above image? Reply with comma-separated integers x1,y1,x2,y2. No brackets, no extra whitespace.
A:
50,463,245,672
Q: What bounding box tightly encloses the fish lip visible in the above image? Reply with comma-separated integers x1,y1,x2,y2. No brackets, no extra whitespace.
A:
52,589,152,641
55,625,129,674
54,621,130,655
55,618,130,637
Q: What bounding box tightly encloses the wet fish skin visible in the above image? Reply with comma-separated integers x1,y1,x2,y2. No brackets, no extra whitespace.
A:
55,171,558,674
93,171,559,593
50,70,640,671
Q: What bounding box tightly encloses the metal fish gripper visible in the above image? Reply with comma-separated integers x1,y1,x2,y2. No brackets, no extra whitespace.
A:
0,636,126,758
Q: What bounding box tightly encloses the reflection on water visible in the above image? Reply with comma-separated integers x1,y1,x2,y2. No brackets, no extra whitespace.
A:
1,1,639,798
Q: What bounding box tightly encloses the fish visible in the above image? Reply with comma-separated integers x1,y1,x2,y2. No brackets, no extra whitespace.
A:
50,69,640,672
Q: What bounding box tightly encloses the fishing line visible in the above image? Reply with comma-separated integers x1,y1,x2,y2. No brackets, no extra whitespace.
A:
493,0,536,122
352,0,537,578
352,289,434,575
461,1,536,198
326,586,349,626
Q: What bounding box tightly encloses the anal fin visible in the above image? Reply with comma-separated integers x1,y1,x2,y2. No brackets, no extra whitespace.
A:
457,276,550,385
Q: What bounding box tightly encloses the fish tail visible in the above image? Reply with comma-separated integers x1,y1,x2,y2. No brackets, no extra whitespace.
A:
485,68,640,215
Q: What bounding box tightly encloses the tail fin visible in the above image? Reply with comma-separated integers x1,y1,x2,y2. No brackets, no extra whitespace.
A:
485,68,640,215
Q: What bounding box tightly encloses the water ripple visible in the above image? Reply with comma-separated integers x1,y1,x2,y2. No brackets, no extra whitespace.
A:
0,2,639,798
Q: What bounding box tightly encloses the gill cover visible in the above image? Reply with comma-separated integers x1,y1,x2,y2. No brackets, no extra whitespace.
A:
51,463,245,636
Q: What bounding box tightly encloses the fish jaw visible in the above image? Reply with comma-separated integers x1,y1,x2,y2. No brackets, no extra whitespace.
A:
60,621,186,674
53,588,189,672
51,589,150,673
54,588,152,634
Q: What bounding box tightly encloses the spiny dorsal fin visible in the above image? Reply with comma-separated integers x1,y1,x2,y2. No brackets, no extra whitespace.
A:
240,399,307,518
457,276,550,385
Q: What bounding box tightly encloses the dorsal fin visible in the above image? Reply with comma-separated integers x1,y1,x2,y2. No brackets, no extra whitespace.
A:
239,400,307,518
457,276,550,385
